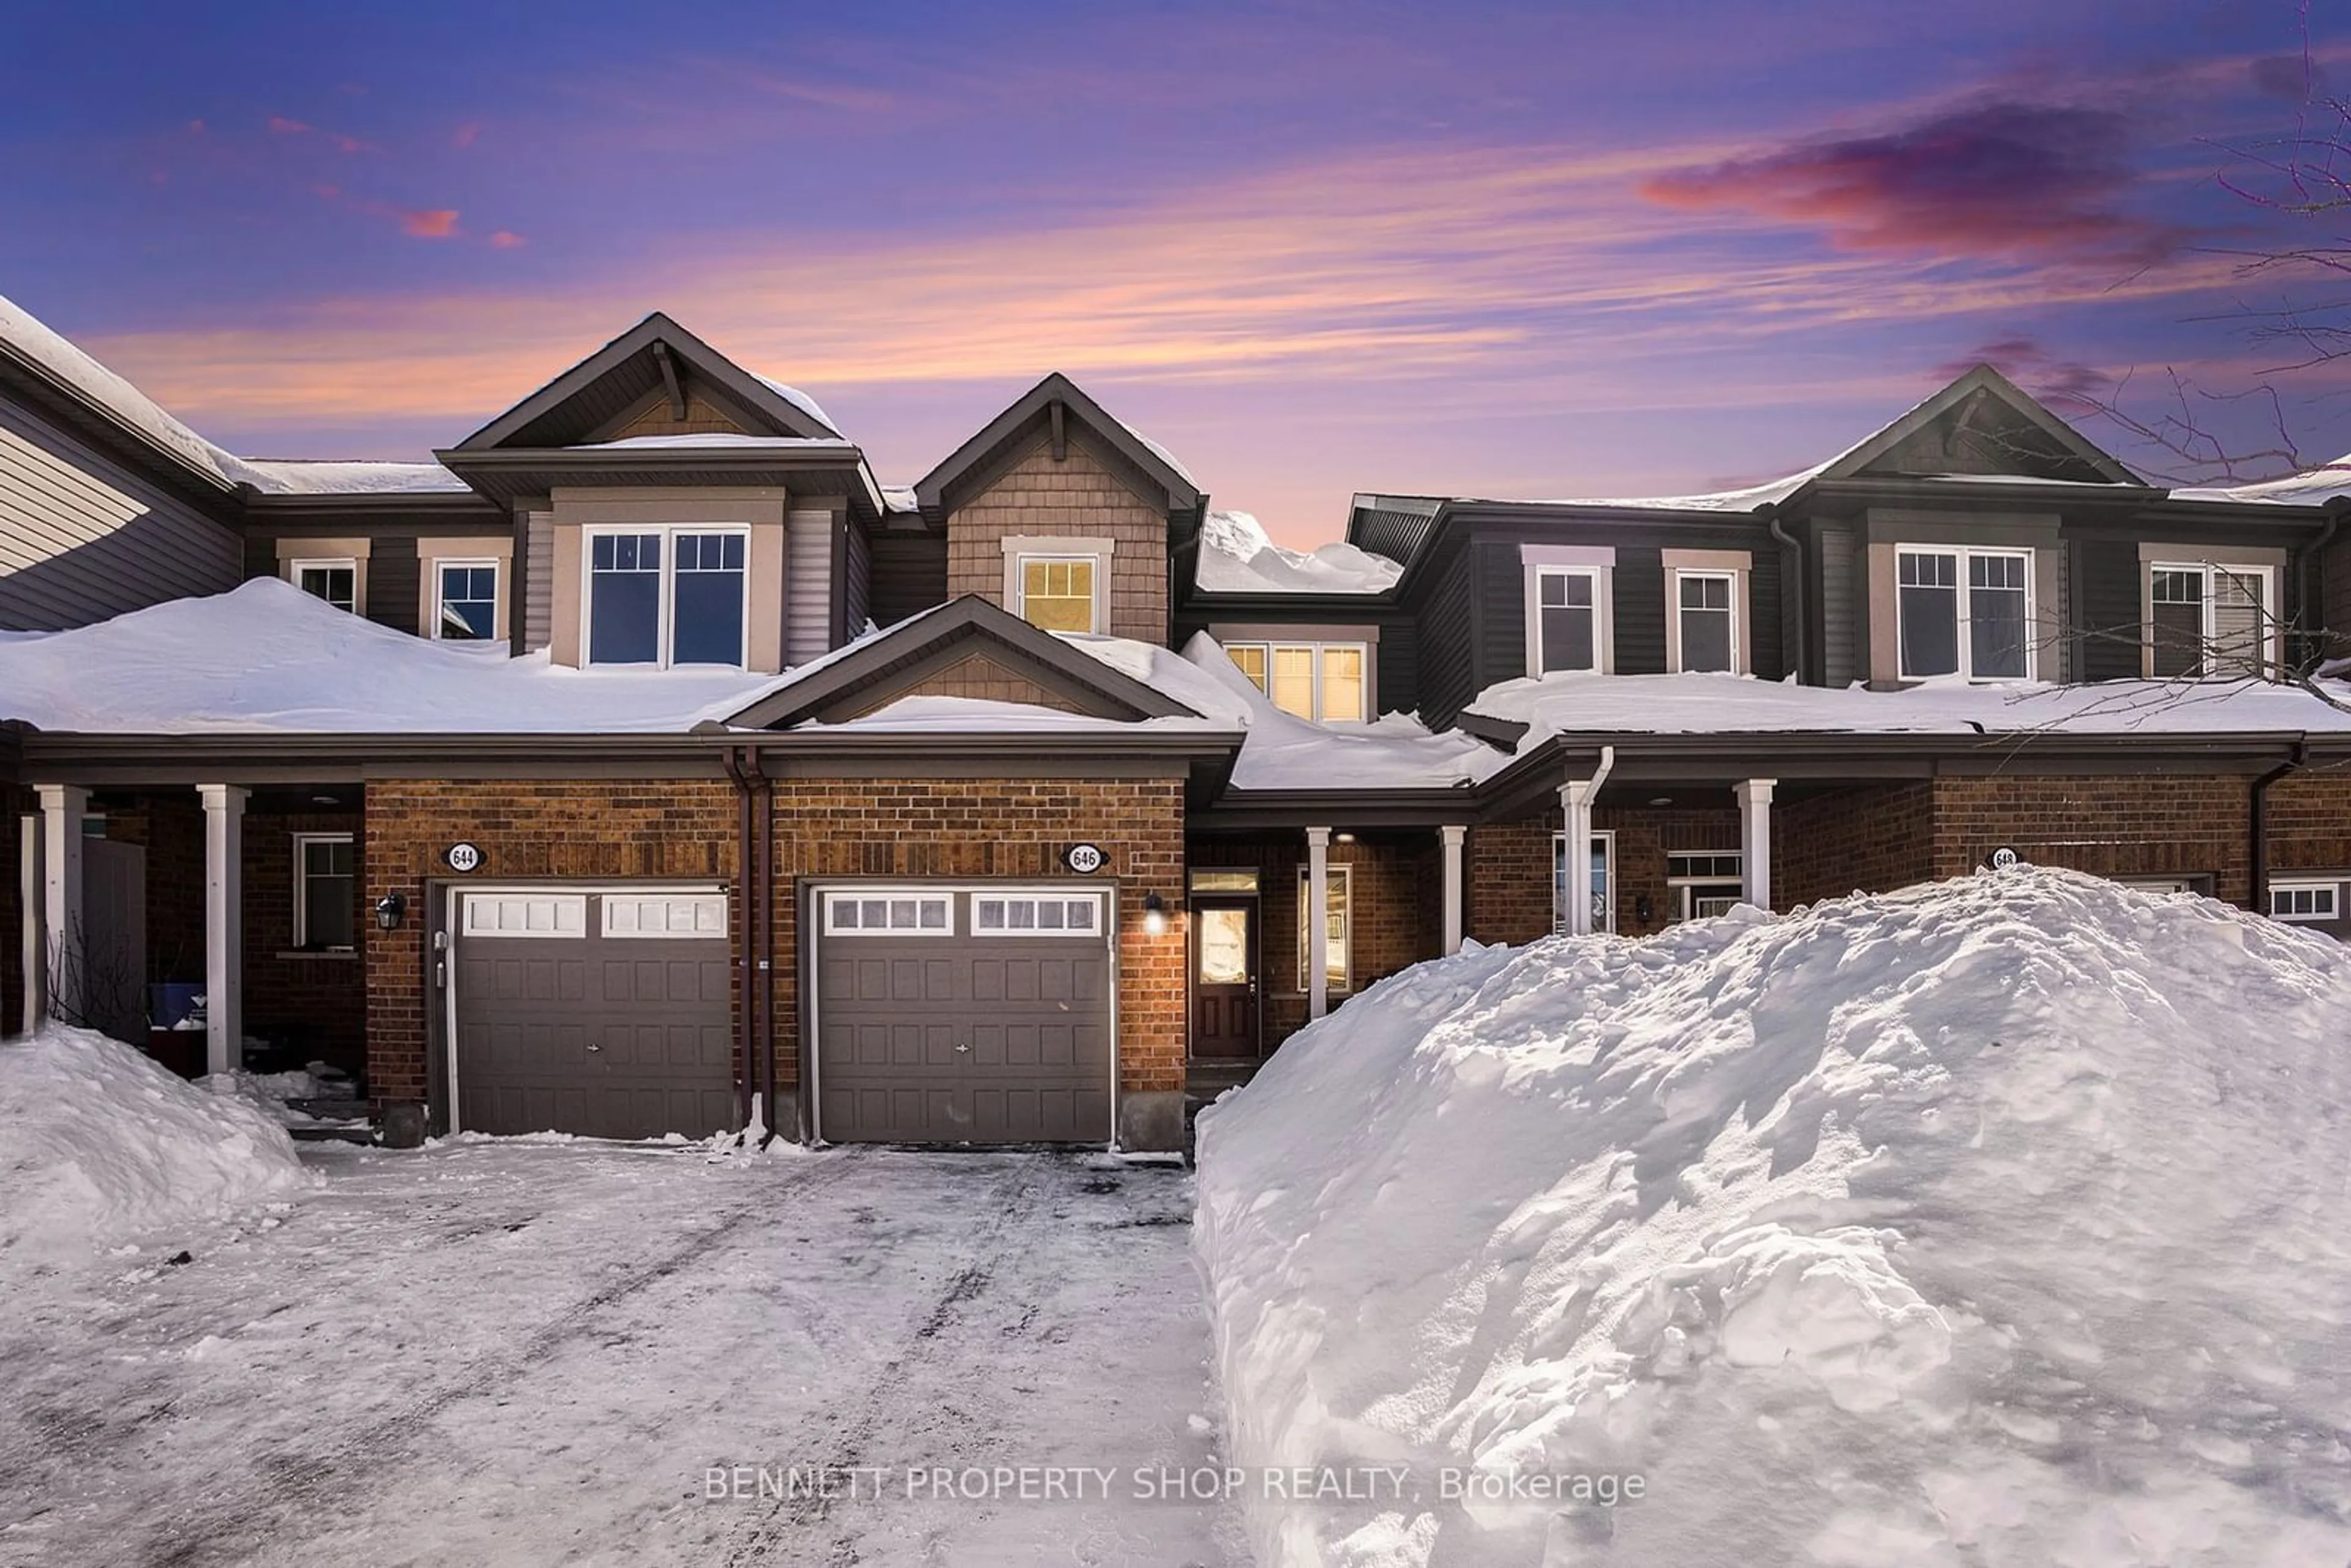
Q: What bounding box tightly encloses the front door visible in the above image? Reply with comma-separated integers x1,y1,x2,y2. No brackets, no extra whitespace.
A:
1190,897,1259,1058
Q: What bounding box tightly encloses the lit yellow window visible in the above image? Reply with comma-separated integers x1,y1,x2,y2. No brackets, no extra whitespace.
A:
1228,644,1268,691
1269,646,1318,718
1319,647,1365,721
1019,558,1096,633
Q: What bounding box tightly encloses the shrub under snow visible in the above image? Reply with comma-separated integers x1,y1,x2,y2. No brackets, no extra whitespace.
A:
1196,869,2351,1567
0,1024,317,1265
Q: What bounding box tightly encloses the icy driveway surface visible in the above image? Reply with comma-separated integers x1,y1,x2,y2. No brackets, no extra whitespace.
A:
0,1142,1248,1568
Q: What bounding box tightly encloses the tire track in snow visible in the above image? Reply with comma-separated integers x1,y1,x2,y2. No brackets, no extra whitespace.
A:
715,1153,1052,1567
130,1147,869,1568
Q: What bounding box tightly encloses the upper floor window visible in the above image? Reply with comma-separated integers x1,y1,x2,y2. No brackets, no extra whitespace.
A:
293,559,357,614
2150,562,2273,680
1897,547,2030,681
1226,641,1368,721
586,527,747,667
1531,566,1603,674
1019,557,1098,634
433,561,499,641
1674,571,1737,673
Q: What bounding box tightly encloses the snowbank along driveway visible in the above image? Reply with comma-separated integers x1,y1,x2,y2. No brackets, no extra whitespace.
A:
0,1142,1247,1567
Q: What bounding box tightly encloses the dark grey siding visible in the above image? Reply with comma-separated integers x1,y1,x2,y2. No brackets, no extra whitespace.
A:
1747,543,1786,681
0,397,239,630
523,512,553,652
1472,540,1524,693
2077,539,2142,681
1375,617,1419,718
1818,527,1856,688
366,536,420,635
842,517,874,638
868,530,948,630
1414,547,1476,727
1613,547,1666,675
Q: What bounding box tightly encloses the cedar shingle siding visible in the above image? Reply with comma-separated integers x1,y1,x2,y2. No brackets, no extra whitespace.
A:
946,432,1169,641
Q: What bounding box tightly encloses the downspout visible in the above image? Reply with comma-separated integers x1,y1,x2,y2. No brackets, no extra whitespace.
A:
2251,739,2307,915
1764,506,1805,683
719,746,756,1133
746,746,778,1145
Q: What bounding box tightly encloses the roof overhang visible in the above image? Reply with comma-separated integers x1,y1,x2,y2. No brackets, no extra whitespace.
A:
429,444,887,516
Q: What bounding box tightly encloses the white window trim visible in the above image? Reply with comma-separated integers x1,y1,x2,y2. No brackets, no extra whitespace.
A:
579,524,752,669
287,557,362,615
1551,830,1616,935
2145,560,2280,681
1297,863,1352,993
972,892,1107,938
1000,534,1114,634
820,889,956,936
1894,544,2036,684
1524,564,1613,677
1667,848,1745,923
2268,878,2341,923
1667,568,1743,675
291,831,354,949
1222,640,1374,722
429,557,503,642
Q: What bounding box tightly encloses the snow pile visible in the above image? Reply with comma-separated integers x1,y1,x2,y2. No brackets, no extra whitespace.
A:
0,1026,317,1264
1198,511,1403,595
1196,870,2351,1566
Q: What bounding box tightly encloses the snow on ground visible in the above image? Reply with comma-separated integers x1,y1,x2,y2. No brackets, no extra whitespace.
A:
1196,511,1404,595
0,1026,317,1266
1196,869,2351,1566
0,1143,1246,1568
1467,667,2351,740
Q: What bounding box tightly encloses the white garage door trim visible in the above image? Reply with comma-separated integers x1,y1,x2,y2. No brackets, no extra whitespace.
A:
443,882,731,1136
806,880,1120,1146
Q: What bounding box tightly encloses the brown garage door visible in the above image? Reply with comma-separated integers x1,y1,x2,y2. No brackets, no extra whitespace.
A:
454,888,734,1139
814,886,1112,1144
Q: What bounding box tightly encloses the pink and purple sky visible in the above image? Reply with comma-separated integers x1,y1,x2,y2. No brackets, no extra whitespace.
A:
6,1,2349,544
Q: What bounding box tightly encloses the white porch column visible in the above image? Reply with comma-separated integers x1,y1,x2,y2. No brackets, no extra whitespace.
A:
1557,781,1595,936
17,809,45,1035
1305,826,1332,1020
1440,825,1467,955
198,784,249,1079
1739,778,1776,912
36,784,86,1025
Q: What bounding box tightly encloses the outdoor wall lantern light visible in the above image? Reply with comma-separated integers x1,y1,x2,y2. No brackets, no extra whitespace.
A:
1141,892,1170,937
1635,893,1654,925
373,891,407,932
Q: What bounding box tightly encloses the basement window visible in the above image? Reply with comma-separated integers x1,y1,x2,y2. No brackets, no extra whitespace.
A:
293,833,355,950
2268,880,2340,923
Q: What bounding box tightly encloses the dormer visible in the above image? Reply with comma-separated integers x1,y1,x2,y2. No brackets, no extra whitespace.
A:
433,313,885,673
912,374,1205,643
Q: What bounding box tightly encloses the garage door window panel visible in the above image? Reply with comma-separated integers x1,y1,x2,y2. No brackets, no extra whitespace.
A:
825,893,953,934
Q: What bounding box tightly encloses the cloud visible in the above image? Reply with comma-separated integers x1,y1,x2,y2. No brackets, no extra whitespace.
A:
2249,53,2326,102
452,122,481,149
267,116,312,136
399,209,461,239
1640,99,2182,267
1932,336,2110,411
489,230,526,249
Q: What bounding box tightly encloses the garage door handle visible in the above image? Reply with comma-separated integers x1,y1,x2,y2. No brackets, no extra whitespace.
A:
954,1041,971,1053
587,1042,602,1054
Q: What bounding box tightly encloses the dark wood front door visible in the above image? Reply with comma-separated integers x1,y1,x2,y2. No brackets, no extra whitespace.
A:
1190,897,1259,1059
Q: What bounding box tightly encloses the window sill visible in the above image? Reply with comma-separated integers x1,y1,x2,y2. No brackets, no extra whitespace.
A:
275,948,360,961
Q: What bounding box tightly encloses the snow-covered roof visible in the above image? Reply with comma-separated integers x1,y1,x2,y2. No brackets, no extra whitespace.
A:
1468,669,2351,741
234,459,473,496
751,373,839,436
879,484,920,514
574,433,860,454
1194,510,1403,595
0,290,245,491
2172,457,2351,507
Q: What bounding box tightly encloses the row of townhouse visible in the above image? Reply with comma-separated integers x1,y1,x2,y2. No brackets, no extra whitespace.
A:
4,298,2350,1150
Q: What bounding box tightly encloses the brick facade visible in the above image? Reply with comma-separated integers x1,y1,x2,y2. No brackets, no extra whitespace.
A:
1775,783,1936,910
1190,832,1443,1049
362,775,1188,1117
242,811,368,1078
945,433,1169,642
